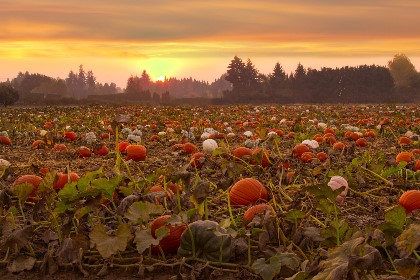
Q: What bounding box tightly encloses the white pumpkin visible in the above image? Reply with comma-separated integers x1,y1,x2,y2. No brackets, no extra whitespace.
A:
327,176,349,203
202,139,218,153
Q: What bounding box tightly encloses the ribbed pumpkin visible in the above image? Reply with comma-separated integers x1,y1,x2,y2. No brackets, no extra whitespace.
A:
229,178,267,206
233,147,253,159
395,151,412,165
149,185,171,202
125,144,147,161
292,144,310,158
150,215,187,254
243,203,273,225
301,152,315,163
13,174,42,199
316,152,328,161
332,142,346,151
399,190,420,213
51,143,67,152
183,142,197,154
0,136,12,145
53,172,80,190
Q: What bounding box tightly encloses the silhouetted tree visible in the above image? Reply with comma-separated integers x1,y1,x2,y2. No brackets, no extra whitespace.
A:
0,83,19,106
388,54,417,87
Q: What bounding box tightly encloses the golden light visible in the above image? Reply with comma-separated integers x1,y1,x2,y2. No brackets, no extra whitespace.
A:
156,76,165,82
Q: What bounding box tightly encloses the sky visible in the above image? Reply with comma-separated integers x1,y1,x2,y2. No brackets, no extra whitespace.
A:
1,0,420,88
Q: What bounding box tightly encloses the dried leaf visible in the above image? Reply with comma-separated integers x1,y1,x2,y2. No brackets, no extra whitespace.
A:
394,257,419,279
57,236,89,265
395,223,420,258
7,255,36,272
134,228,161,254
1,226,33,253
89,223,131,258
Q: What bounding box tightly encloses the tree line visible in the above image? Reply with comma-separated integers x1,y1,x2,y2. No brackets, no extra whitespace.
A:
224,54,420,103
0,54,419,106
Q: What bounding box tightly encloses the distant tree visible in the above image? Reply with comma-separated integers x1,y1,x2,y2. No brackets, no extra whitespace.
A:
86,70,96,95
65,70,78,98
388,54,417,87
269,62,289,99
139,70,152,91
225,56,246,94
77,65,87,99
0,83,19,106
243,58,261,94
291,63,307,101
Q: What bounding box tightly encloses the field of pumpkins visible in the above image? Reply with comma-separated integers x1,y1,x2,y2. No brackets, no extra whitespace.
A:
0,104,419,280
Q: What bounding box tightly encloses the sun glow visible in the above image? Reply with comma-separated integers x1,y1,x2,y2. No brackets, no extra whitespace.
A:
156,76,165,82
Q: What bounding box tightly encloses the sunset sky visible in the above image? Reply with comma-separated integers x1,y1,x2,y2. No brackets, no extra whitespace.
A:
1,0,420,88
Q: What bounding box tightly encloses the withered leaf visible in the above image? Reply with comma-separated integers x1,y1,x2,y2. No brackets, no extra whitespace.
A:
89,223,131,259
7,255,36,273
1,225,33,253
395,223,420,258
56,236,89,265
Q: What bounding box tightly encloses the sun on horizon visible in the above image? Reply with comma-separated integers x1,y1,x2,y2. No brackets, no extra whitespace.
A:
155,76,165,82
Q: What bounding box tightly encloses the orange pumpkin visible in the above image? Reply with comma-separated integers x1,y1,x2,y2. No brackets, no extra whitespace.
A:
355,138,367,147
76,146,91,158
0,136,12,145
233,147,253,159
63,131,78,141
412,149,420,156
398,137,413,146
150,215,187,254
243,203,273,225
53,172,80,190
333,142,346,151
324,135,337,145
252,148,271,167
292,144,310,158
31,140,45,149
364,131,376,138
316,152,328,162
399,190,420,213
93,144,109,156
414,160,420,171
190,152,205,168
301,152,315,163
13,174,42,200
183,142,197,154
51,143,67,153
229,178,267,206
126,144,147,161
395,151,412,165
118,141,130,153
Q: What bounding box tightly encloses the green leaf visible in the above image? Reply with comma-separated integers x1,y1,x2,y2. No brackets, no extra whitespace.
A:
384,206,406,229
37,171,56,195
285,209,306,224
155,226,170,240
75,206,91,220
252,255,282,280
77,168,103,193
10,183,33,202
382,162,407,177
89,223,131,259
316,198,335,215
58,181,79,202
134,228,160,254
91,176,120,200
124,201,164,225
54,200,73,215
212,148,224,157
